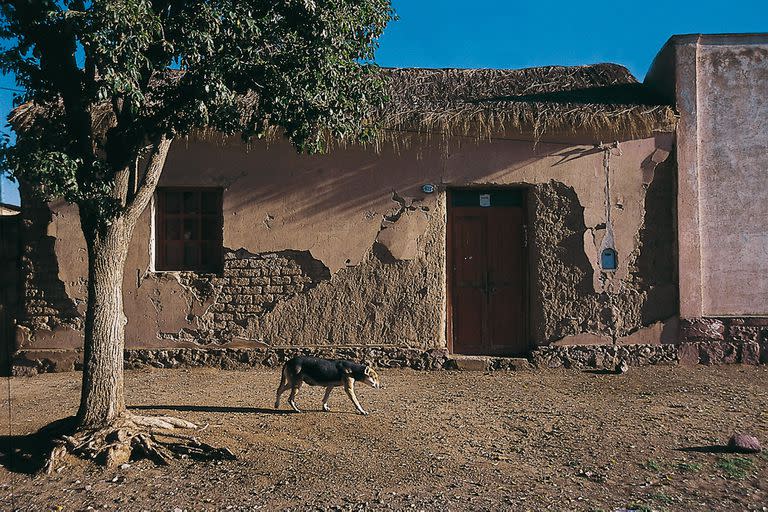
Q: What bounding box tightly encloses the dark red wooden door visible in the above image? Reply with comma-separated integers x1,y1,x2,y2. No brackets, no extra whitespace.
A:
449,190,527,356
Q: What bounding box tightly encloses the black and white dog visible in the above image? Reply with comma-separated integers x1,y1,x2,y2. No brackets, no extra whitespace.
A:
274,356,381,415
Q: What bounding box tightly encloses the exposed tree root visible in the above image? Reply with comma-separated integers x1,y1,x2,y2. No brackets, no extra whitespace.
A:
41,414,235,474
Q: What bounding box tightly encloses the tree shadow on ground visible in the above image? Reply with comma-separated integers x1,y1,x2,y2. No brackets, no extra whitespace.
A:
129,405,292,415
129,404,359,415
0,417,75,474
582,369,620,375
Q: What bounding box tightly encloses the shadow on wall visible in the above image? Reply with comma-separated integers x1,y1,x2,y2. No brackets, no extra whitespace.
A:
0,215,21,376
164,134,676,348
638,149,678,324
165,134,604,225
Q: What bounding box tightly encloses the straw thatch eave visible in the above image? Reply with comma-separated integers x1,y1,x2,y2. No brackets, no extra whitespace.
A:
8,63,677,144
377,64,676,142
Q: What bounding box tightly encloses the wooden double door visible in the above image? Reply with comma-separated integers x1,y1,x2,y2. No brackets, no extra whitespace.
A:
448,189,527,356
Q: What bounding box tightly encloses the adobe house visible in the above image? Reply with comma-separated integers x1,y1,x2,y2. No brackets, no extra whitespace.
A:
8,33,767,374
0,202,21,216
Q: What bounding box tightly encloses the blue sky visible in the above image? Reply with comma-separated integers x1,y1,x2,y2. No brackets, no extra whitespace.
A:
1,0,765,205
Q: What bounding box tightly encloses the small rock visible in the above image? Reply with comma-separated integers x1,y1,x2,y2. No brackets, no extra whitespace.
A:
728,433,761,453
119,463,131,470
615,359,629,374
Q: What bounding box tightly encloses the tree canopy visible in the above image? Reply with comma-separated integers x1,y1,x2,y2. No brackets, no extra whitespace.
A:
1,0,393,221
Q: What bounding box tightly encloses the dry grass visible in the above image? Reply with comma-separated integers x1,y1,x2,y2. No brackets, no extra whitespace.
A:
379,64,676,142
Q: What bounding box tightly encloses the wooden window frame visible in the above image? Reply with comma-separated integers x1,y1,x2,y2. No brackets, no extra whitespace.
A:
155,187,224,273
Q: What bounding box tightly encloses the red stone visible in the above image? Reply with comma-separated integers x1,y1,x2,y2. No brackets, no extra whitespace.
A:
728,434,762,453
740,342,760,365
699,343,724,365
728,326,760,343
680,318,725,342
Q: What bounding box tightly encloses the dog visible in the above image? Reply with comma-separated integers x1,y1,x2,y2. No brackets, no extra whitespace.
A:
274,356,381,415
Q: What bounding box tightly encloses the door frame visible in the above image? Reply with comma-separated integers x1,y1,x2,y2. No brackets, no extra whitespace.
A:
446,187,530,356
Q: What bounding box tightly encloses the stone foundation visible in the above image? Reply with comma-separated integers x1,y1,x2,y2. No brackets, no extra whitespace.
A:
12,349,83,376
678,318,768,365
13,346,452,375
530,344,679,369
13,331,768,376
124,346,451,371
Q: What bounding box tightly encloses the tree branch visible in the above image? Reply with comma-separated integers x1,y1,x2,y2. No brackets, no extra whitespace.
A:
113,166,131,208
124,137,172,223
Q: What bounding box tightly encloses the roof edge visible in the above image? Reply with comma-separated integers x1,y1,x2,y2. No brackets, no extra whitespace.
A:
381,62,634,74
666,33,768,46
0,202,21,212
645,32,768,106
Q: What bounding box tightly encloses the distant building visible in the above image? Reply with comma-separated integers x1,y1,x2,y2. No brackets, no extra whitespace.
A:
0,202,20,216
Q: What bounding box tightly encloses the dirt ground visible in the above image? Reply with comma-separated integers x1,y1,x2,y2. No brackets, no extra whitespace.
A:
1,365,767,512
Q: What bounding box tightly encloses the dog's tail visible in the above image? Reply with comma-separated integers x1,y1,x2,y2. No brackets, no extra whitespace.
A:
274,364,290,409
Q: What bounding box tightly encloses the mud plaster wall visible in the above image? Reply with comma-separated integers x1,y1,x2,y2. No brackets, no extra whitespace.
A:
17,132,676,353
15,184,85,351
529,150,678,345
695,41,768,316
665,35,768,318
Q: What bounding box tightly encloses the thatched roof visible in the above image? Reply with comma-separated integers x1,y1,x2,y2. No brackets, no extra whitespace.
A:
379,63,676,140
10,63,676,143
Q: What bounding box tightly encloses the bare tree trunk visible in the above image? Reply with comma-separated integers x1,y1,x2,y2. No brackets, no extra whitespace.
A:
75,137,171,430
39,138,232,471
76,216,134,429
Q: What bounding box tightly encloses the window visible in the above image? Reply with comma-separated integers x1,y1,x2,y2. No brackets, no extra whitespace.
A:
155,188,223,272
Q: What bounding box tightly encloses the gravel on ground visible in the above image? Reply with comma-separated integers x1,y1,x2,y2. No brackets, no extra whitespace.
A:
1,365,767,511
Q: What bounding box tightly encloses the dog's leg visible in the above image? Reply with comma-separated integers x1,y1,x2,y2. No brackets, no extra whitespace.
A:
288,381,303,413
343,378,368,415
322,386,334,412
274,366,290,409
